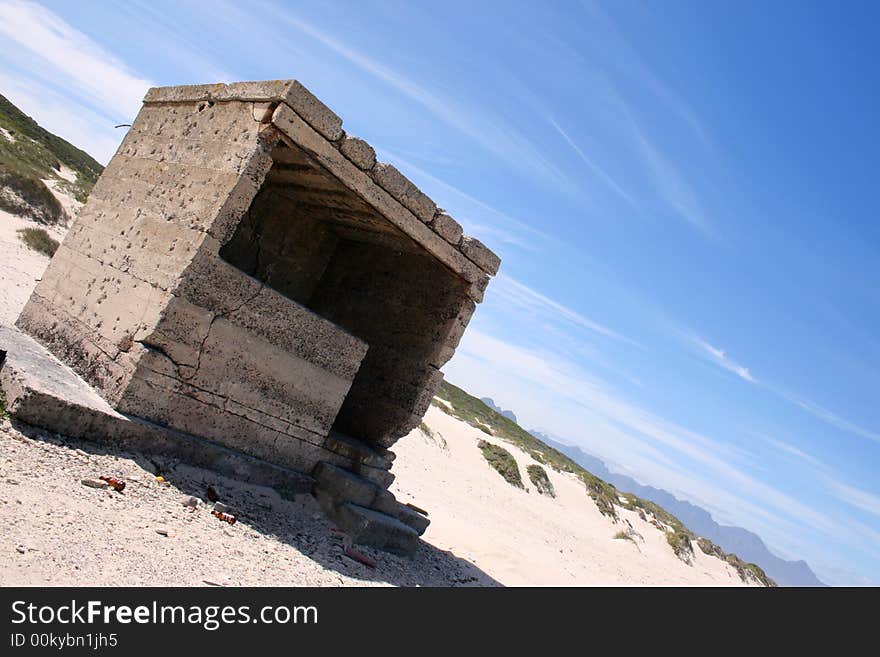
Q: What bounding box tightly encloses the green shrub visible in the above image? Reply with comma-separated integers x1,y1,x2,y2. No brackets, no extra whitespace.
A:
0,168,64,223
526,464,555,497
724,553,776,587
419,421,447,449
666,529,695,564
583,475,618,519
17,227,59,257
478,439,523,489
697,537,725,559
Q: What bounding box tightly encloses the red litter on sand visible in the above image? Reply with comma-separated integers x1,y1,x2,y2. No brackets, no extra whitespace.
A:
212,510,236,525
100,476,126,492
344,546,377,569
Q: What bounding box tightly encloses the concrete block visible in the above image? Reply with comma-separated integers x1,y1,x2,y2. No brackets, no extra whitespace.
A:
468,273,491,303
395,503,430,536
284,80,344,142
312,462,398,516
330,503,420,556
10,79,501,540
460,235,501,276
371,162,436,223
339,135,376,170
323,431,394,471
432,212,463,244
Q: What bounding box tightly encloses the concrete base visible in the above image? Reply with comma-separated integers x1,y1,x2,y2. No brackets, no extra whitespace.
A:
0,324,432,556
0,324,313,494
315,492,421,557
311,459,428,556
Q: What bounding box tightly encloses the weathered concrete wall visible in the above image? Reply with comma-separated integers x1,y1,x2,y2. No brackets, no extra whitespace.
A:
220,187,339,305
123,248,370,473
16,97,273,405
309,240,471,446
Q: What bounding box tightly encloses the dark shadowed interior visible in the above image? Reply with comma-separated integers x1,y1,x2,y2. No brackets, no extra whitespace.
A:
219,142,471,446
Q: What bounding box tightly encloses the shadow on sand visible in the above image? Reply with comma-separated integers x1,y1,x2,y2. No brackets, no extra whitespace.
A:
9,419,502,587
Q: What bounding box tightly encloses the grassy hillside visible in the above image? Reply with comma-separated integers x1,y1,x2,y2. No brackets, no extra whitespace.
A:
433,379,775,586
0,93,103,222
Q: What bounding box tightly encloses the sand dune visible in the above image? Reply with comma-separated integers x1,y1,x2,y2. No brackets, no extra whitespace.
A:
391,406,755,586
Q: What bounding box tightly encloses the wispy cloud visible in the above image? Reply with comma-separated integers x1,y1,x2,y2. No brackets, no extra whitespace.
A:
825,481,880,519
759,434,826,470
780,392,880,446
116,0,239,83
758,434,880,525
491,275,632,344
547,117,639,208
627,115,715,238
579,0,714,151
0,0,151,121
261,2,575,193
692,336,755,382
685,332,880,447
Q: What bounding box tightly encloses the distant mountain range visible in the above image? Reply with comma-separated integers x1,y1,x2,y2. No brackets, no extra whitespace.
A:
480,397,517,424
531,430,826,587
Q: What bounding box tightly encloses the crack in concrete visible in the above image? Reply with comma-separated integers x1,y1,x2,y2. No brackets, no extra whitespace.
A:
184,282,266,382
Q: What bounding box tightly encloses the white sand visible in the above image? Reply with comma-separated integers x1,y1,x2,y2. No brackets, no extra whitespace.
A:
0,421,496,586
0,209,66,325
0,169,78,324
391,406,755,586
53,164,78,184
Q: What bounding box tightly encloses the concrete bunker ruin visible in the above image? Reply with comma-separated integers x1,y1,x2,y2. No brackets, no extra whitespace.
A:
3,80,500,555
218,141,471,447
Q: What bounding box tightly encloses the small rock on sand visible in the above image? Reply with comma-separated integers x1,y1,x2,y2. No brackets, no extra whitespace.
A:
81,478,108,489
182,496,202,509
155,529,169,537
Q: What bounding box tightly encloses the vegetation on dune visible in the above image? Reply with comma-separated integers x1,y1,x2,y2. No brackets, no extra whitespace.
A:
477,439,523,489
434,380,620,517
434,380,580,472
0,386,7,419
613,530,634,542
418,421,447,450
724,553,776,587
17,227,59,257
0,169,64,223
433,379,777,586
697,536,725,559
0,93,103,222
526,464,555,497
666,528,695,564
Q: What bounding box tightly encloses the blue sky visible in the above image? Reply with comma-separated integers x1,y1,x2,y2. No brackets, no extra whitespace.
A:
1,0,878,585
